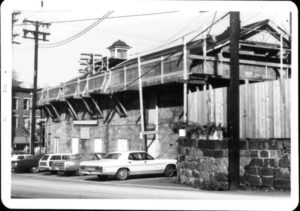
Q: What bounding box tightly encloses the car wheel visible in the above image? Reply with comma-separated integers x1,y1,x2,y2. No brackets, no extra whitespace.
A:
31,167,39,173
164,165,175,177
116,168,129,180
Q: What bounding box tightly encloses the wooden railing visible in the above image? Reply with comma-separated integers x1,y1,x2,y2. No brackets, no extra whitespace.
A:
36,52,184,105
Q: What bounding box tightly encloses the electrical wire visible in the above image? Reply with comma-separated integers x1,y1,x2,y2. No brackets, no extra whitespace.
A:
207,11,217,35
188,12,229,48
131,12,207,57
40,11,113,48
14,11,179,26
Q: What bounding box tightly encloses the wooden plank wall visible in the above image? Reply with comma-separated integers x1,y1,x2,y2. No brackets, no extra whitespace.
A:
187,79,290,138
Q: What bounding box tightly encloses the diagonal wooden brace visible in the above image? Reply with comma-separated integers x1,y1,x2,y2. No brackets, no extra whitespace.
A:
49,103,61,121
65,99,78,120
90,95,103,118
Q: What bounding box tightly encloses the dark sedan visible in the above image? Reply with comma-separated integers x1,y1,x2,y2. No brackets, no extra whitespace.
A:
12,154,45,173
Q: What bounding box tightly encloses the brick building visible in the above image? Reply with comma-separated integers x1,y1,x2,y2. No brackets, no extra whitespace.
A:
36,20,290,158
12,84,43,152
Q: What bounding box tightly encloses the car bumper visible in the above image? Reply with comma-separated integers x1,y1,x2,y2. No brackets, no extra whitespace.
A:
39,166,51,171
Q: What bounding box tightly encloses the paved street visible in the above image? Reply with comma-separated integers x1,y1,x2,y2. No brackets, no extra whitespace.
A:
11,172,290,199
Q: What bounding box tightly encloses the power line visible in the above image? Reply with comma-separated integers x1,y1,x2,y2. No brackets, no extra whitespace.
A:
207,11,217,35
131,12,209,57
40,11,113,48
188,12,229,48
15,11,179,26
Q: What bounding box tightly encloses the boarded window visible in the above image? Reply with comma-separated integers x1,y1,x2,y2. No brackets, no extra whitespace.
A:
117,139,128,152
94,138,103,153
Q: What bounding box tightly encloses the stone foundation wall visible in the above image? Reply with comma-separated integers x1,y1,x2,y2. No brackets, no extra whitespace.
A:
240,139,291,191
177,138,229,190
177,138,291,191
45,107,181,159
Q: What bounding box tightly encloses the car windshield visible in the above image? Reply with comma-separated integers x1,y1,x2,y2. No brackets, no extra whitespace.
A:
41,155,49,160
104,153,121,159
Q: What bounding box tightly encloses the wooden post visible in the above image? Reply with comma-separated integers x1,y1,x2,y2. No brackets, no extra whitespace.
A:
124,66,127,90
138,57,147,152
280,34,283,79
228,12,240,190
155,104,159,141
183,36,188,123
161,55,164,84
203,24,207,74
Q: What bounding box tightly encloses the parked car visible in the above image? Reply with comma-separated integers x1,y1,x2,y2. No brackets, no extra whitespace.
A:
11,154,32,170
79,151,177,180
52,153,106,175
12,154,45,173
38,153,73,173
11,154,31,162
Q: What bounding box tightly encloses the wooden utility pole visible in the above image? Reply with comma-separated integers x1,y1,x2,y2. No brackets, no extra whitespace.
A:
228,12,240,190
23,19,50,155
79,53,102,74
182,36,188,123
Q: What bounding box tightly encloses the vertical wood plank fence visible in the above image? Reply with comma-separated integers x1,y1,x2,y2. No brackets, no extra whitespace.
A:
188,79,290,138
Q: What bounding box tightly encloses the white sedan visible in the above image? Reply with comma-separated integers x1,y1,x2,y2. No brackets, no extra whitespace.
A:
79,151,177,180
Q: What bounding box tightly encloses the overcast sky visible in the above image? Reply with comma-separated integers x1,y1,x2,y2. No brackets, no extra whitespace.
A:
4,0,294,88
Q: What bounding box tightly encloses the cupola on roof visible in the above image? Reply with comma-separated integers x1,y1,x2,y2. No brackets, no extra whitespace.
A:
107,39,131,50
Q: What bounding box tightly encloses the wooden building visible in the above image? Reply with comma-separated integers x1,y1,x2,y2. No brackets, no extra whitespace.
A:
36,19,291,158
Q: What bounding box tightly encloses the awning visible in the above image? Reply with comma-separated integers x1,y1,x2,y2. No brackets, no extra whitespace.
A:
13,136,29,144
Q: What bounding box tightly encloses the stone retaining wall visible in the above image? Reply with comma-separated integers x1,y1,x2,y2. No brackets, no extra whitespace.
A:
177,138,291,191
177,138,229,190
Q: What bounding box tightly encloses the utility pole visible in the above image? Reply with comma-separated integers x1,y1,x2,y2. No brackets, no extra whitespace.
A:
228,12,240,190
12,11,21,45
182,36,188,123
23,19,50,155
79,53,102,74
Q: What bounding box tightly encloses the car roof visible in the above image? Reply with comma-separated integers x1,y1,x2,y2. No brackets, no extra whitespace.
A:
107,151,147,154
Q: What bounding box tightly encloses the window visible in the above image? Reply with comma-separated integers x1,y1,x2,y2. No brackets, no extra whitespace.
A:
117,49,127,59
13,115,18,129
140,152,154,160
104,153,121,159
94,138,103,153
62,155,71,160
54,137,60,153
23,116,30,128
17,156,25,160
41,155,49,160
111,49,115,57
50,155,61,160
23,99,30,110
128,153,141,160
12,98,18,110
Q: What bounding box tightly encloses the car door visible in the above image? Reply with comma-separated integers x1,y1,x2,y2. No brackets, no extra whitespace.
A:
127,153,145,175
140,152,164,174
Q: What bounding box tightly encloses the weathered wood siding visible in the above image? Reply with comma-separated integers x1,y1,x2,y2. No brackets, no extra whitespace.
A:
188,79,290,138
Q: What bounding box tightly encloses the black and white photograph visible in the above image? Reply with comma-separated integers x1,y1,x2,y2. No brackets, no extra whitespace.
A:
1,0,298,210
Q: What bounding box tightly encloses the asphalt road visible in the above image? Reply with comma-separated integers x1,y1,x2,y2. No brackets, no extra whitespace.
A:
11,172,290,199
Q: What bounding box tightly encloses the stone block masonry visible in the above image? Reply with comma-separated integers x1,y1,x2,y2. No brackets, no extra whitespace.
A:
240,139,291,191
177,138,290,191
177,138,229,190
